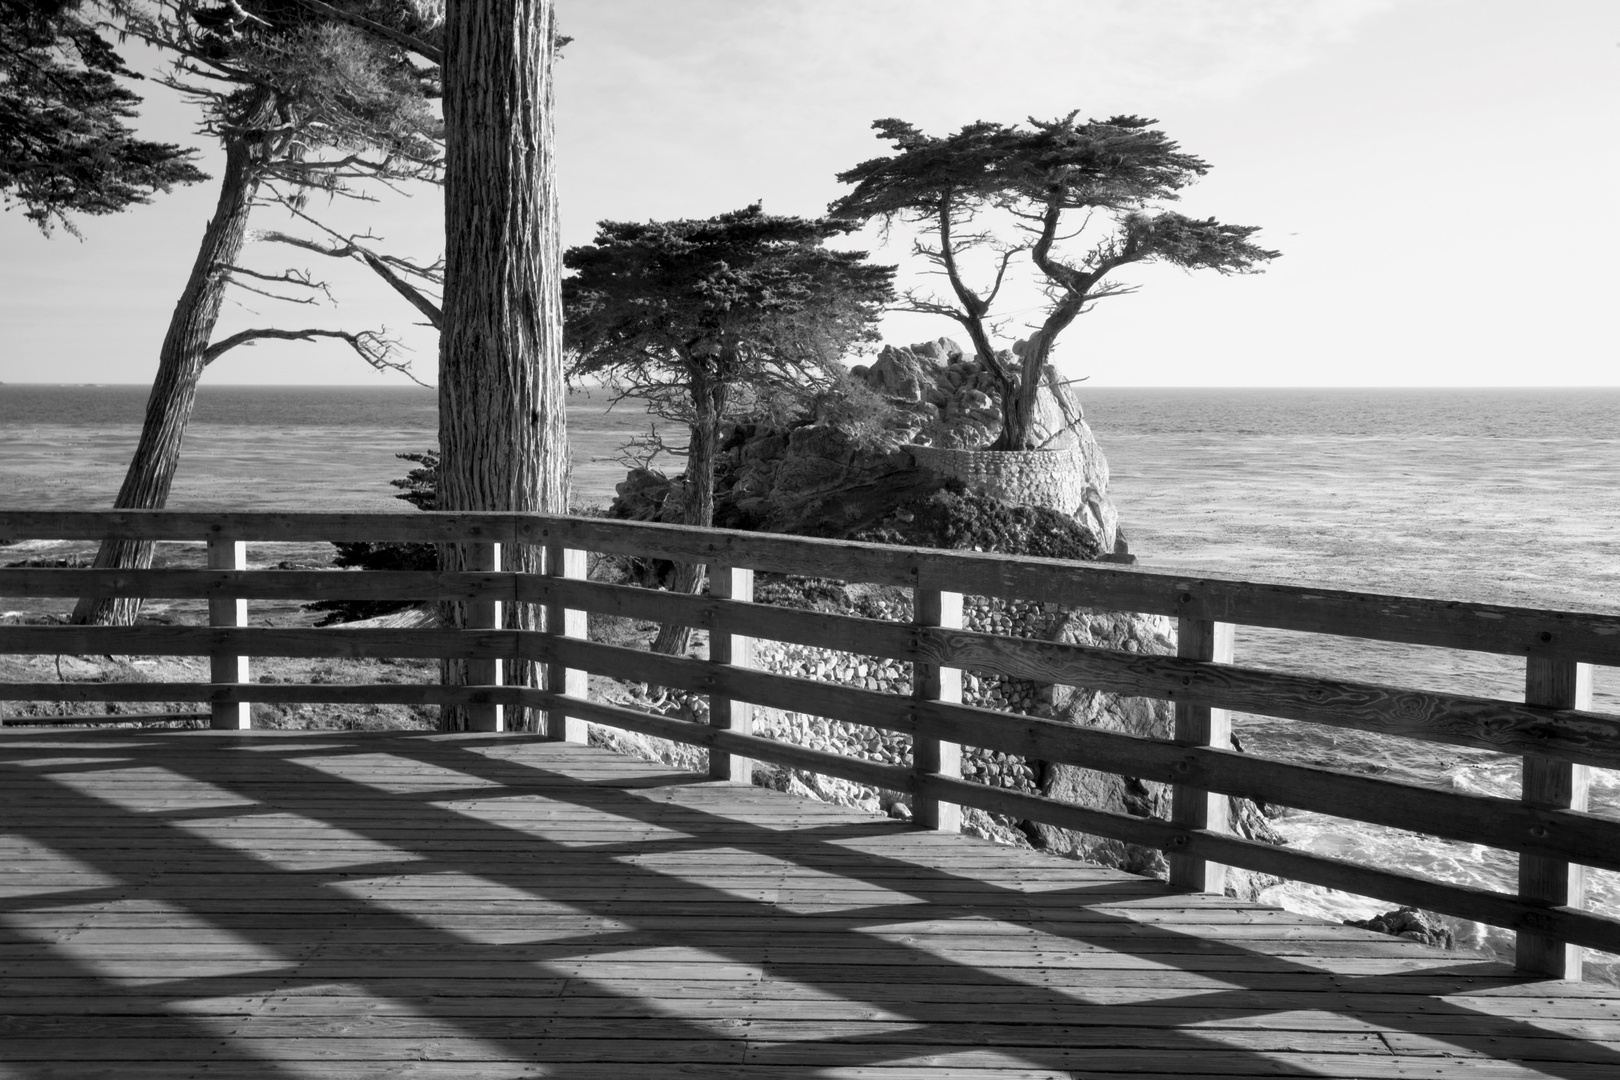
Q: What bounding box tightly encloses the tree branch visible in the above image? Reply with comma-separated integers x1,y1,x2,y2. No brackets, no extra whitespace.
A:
359,250,442,329
227,264,333,302
203,327,425,386
291,0,444,66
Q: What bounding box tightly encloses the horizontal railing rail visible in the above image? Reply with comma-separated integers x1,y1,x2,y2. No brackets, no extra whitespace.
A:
7,509,1620,662
1,509,1615,980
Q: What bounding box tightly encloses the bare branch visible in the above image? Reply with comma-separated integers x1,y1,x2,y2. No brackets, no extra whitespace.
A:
258,201,445,328
203,327,426,386
227,265,333,303
227,280,317,305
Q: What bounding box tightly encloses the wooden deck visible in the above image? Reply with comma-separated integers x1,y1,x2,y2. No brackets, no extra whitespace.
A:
3,730,1619,1080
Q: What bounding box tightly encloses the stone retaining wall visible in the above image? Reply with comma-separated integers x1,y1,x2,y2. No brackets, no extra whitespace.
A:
908,444,1118,553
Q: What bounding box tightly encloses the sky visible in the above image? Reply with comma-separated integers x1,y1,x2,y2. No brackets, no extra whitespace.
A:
0,0,1615,388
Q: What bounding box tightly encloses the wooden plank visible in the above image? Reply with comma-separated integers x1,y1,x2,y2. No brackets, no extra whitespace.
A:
0,712,209,726
11,571,1620,771
527,639,1620,876
914,587,962,832
461,542,503,732
6,510,1620,664
904,701,1620,876
1169,617,1232,893
0,681,519,707
920,624,1620,771
543,542,587,743
0,626,519,660
206,538,249,730
1518,656,1593,980
535,574,917,661
0,567,515,601
547,692,911,796
707,564,753,783
911,773,1620,956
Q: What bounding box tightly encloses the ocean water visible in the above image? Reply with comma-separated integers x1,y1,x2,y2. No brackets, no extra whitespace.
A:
4,382,1619,976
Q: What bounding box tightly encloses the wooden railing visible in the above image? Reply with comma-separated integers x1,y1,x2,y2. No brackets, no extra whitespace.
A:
2,509,1618,980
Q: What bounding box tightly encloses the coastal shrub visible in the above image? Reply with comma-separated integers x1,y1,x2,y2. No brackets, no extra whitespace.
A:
848,485,1101,562
306,451,437,625
305,540,436,626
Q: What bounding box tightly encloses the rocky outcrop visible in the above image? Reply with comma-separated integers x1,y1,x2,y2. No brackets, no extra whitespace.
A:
852,337,1084,452
612,337,1128,558
1345,907,1457,950
601,336,1294,895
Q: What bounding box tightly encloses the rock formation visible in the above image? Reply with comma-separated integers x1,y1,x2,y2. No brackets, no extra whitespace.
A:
605,337,1282,897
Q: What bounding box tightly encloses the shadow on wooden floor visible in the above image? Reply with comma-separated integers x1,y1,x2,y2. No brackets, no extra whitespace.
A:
2,729,1618,1079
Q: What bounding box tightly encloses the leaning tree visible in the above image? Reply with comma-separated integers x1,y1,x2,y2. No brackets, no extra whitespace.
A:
832,114,1280,450
564,204,894,654
71,0,444,625
0,0,206,233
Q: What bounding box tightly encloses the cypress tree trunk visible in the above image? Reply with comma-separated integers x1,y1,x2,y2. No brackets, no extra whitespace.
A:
71,122,265,626
999,294,1084,452
438,0,568,730
650,370,725,656
1001,341,1047,453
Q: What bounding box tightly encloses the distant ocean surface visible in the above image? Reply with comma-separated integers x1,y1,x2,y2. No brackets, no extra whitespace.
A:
4,382,1620,976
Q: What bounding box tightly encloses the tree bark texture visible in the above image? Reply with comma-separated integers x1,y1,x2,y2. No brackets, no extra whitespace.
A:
438,0,568,730
650,369,725,656
71,118,267,625
999,293,1085,451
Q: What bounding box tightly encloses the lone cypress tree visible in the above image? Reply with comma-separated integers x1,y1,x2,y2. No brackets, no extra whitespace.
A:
833,113,1280,449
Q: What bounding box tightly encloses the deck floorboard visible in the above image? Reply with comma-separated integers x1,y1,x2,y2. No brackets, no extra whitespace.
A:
2,729,1617,1079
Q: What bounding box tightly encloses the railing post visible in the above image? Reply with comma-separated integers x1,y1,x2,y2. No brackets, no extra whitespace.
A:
1169,617,1234,892
707,565,753,783
465,542,504,732
913,587,963,832
1517,656,1592,979
206,537,249,730
544,540,588,743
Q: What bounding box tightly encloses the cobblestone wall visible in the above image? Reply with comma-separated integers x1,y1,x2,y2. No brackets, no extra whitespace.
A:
908,444,1118,553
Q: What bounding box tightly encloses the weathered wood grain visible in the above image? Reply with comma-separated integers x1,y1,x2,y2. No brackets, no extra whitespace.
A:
543,542,587,743
544,693,910,795
461,542,503,732
0,681,521,707
1519,657,1594,979
206,537,250,730
0,625,519,660
922,625,1620,770
0,567,516,601
707,564,753,783
1169,616,1232,893
914,587,962,832
521,639,1620,875
5,509,1619,663
1,731,1615,1080
912,773,1620,957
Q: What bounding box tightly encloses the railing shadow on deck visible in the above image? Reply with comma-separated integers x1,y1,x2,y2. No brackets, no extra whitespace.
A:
2,729,1619,1078
1,508,1619,988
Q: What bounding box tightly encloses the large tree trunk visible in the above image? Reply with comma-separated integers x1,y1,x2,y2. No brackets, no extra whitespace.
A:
71,123,265,625
650,371,725,656
438,0,568,730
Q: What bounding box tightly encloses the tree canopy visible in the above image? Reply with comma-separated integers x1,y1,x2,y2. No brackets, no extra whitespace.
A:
71,0,448,626
0,0,206,234
832,113,1280,449
565,205,894,402
564,203,893,652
